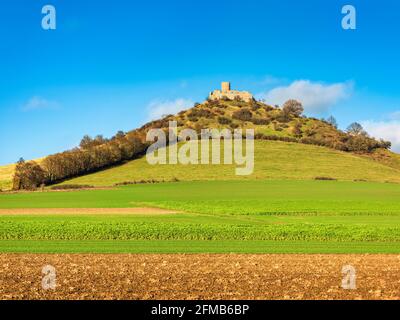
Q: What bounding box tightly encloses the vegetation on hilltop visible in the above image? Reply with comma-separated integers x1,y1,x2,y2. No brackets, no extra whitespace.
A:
10,97,392,190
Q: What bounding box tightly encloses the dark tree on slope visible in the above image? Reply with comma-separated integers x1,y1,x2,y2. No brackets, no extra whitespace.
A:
12,159,46,190
80,135,108,149
114,131,125,139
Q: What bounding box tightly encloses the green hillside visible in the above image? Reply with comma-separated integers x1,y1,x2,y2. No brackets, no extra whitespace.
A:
3,99,399,190
60,140,400,186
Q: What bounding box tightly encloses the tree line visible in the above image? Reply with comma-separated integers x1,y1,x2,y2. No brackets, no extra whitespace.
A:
13,131,148,190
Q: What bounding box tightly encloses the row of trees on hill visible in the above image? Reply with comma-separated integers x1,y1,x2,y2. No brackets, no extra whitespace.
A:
262,100,391,152
12,131,148,190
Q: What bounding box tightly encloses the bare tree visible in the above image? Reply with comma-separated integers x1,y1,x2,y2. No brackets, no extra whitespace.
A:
282,100,304,117
346,122,366,136
326,116,338,128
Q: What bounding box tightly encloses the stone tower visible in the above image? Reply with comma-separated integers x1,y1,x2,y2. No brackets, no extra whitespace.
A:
208,82,253,103
221,82,231,93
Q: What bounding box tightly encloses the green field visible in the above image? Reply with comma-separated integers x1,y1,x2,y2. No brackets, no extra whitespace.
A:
1,180,400,253
2,180,400,212
59,141,400,186
2,240,399,254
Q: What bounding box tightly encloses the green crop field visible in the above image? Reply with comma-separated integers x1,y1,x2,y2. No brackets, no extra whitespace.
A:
2,180,400,212
1,180,400,253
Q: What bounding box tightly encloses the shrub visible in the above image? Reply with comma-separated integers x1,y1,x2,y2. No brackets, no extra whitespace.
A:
262,105,274,112
51,184,94,190
254,133,299,143
218,116,232,125
187,116,198,122
274,110,291,123
188,108,213,118
207,100,222,108
251,118,270,125
314,177,337,181
250,103,261,111
292,121,303,137
342,135,390,153
232,108,253,122
114,178,179,186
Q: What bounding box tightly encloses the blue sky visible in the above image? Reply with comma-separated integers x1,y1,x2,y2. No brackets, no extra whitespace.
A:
1,0,400,164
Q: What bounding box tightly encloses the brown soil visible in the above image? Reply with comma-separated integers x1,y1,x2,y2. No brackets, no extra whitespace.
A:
0,208,178,215
0,254,399,300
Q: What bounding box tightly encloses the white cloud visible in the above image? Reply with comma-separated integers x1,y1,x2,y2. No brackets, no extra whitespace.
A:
22,96,60,111
258,80,352,113
147,98,194,120
362,120,400,153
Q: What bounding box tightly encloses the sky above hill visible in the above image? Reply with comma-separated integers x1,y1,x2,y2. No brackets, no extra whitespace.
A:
1,0,400,164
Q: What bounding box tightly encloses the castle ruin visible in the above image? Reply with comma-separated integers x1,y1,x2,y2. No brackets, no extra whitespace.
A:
209,82,253,103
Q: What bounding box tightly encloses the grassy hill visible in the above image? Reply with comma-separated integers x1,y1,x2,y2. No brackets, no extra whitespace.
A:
5,139,400,189
60,140,400,186
0,163,15,191
3,99,399,190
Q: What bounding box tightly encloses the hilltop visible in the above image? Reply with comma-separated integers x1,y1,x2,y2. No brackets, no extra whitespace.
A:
140,98,386,152
3,96,399,190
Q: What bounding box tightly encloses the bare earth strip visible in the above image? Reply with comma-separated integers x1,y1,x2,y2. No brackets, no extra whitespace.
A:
0,208,178,215
0,254,399,300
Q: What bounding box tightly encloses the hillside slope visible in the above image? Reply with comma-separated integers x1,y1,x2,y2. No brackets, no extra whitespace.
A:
60,140,400,186
4,99,400,190
0,164,15,190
